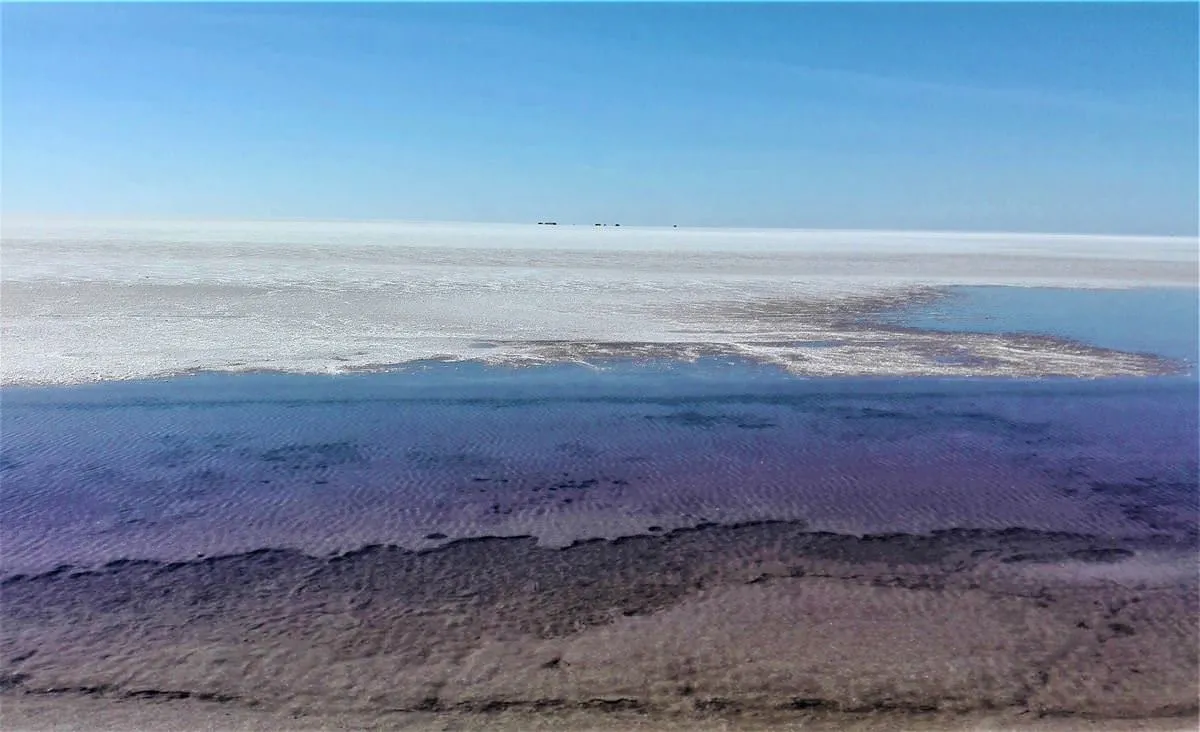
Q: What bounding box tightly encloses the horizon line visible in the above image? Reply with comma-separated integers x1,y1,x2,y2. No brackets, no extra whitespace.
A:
3,214,1197,242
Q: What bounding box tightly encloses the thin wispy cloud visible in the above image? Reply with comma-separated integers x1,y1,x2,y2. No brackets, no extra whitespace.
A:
695,55,1196,122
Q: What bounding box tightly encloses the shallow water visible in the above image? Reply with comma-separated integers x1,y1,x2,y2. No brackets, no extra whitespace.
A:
2,361,1196,574
888,286,1199,366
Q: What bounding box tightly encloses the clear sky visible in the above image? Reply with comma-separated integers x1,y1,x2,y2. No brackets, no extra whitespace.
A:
2,2,1197,235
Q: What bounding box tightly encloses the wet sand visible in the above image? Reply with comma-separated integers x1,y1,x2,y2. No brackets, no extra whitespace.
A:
3,696,1196,732
2,522,1196,730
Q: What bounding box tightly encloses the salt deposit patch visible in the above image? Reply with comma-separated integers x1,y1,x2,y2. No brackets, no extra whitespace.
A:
2,221,1195,386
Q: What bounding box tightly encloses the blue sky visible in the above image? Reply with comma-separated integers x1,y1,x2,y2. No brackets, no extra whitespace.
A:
3,2,1197,234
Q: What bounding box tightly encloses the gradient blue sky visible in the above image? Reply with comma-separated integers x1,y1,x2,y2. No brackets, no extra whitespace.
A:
3,2,1197,234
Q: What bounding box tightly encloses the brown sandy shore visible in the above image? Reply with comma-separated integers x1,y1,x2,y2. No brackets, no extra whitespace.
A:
2,522,1197,731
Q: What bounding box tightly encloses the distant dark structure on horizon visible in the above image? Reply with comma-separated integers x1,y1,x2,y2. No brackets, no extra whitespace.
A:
533,221,629,227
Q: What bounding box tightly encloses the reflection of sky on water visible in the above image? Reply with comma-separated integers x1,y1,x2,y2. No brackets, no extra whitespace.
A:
890,287,1198,367
1,358,1196,573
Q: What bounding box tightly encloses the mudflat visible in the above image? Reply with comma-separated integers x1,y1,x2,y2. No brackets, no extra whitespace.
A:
3,521,1196,730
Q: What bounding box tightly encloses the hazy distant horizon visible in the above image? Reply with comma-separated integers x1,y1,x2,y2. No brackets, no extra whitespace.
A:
5,214,1199,242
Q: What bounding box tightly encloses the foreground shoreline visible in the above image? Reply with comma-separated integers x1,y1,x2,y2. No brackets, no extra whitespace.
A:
2,694,1196,732
3,521,1196,730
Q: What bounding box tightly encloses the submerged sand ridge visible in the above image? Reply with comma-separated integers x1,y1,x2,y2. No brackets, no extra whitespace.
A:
2,522,1196,728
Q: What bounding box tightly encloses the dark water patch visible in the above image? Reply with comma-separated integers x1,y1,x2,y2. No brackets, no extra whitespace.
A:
546,478,598,491
816,404,1051,435
1000,548,1134,565
1120,504,1197,536
258,441,363,470
644,410,777,429
556,441,599,459
405,449,496,470
1090,480,1200,498
1069,548,1135,563
145,445,195,468
1084,479,1200,537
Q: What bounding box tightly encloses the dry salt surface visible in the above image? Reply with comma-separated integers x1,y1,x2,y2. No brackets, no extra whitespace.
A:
2,220,1196,386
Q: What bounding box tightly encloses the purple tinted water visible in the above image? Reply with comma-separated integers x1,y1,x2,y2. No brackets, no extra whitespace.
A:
2,360,1196,574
